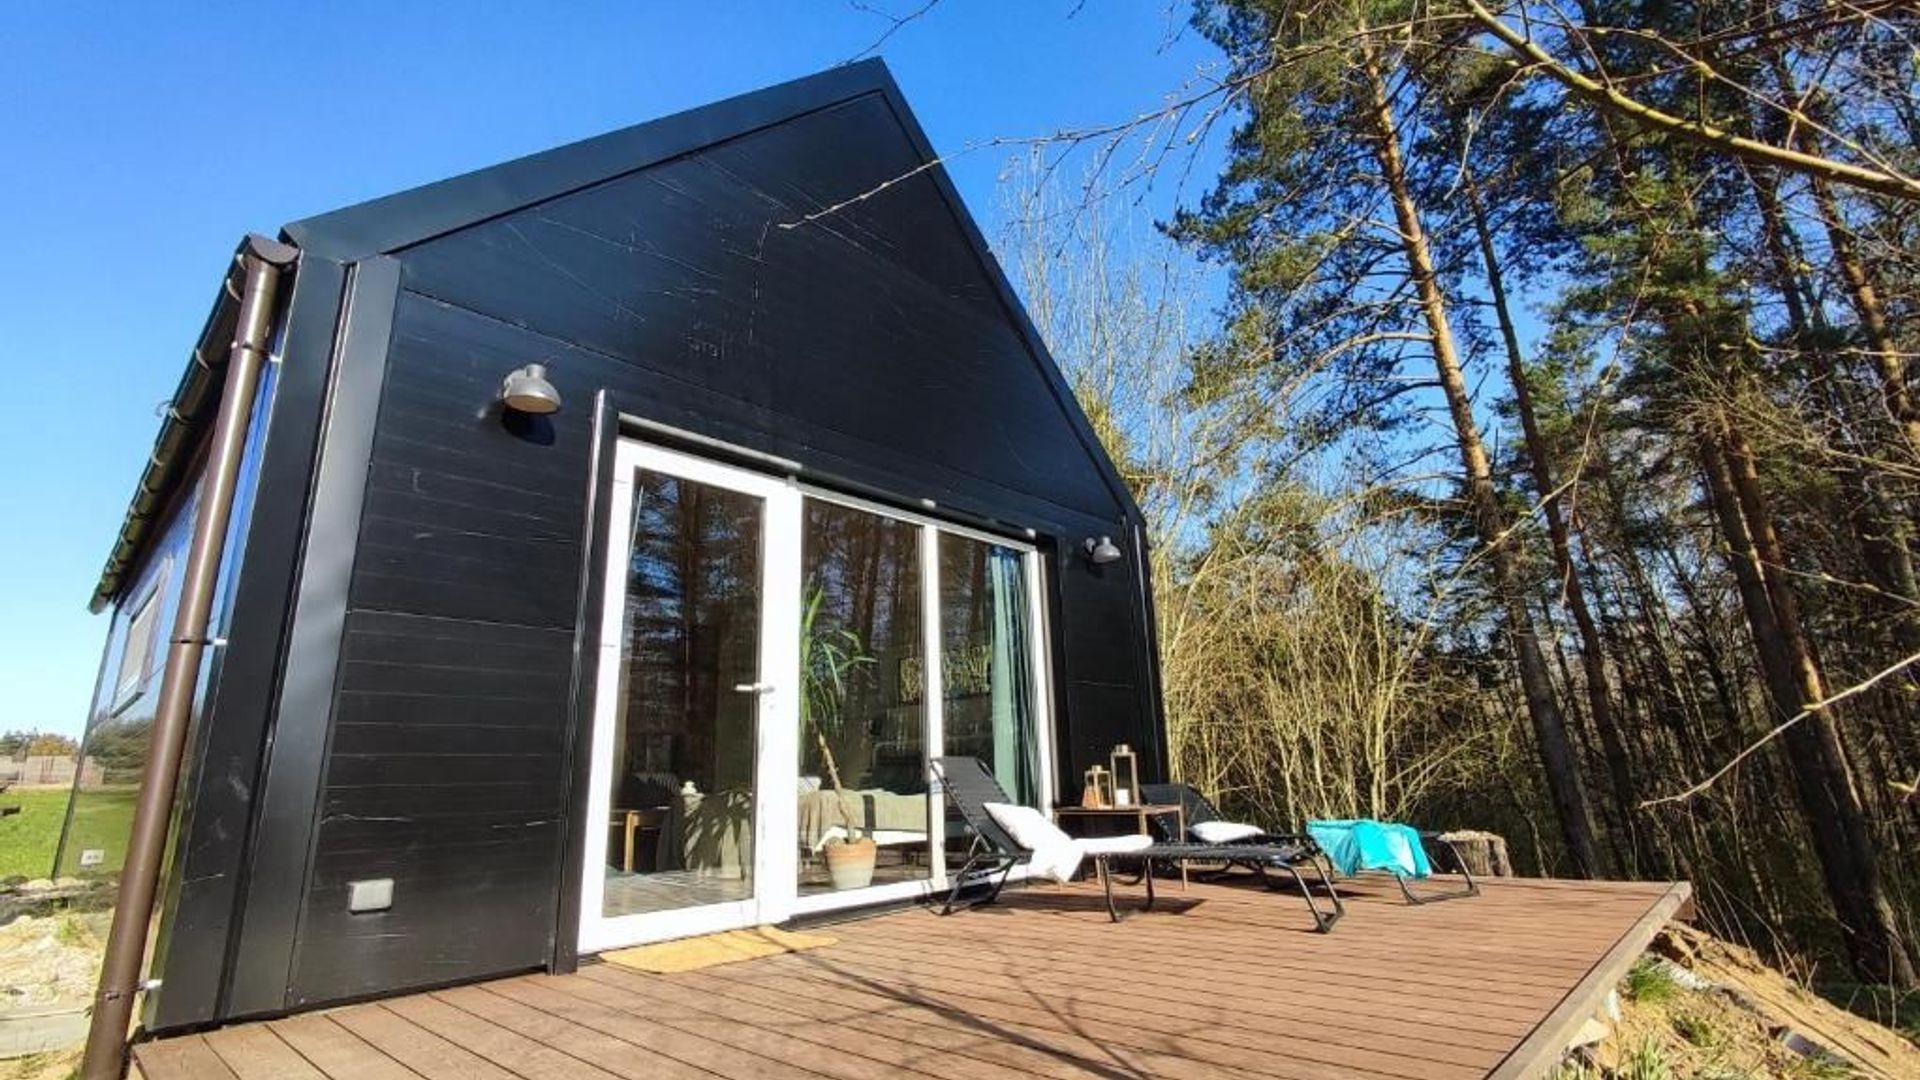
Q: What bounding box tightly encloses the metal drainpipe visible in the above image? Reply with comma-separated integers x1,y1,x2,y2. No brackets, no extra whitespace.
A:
81,235,296,1080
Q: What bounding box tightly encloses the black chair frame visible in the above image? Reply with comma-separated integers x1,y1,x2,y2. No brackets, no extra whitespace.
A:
1140,782,1481,905
934,757,1344,931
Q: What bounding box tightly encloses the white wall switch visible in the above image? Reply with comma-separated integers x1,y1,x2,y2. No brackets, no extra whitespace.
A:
347,878,394,913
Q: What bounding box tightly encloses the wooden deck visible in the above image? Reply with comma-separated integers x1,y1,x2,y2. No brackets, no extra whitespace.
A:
132,874,1689,1080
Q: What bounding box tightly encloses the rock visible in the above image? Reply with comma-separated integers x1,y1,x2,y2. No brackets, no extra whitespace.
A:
1566,1016,1611,1050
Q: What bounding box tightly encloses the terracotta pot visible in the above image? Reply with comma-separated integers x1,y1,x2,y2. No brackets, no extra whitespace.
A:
823,836,878,890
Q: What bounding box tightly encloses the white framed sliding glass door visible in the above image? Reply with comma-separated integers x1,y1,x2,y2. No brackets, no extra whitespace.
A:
579,436,1054,953
788,490,1054,915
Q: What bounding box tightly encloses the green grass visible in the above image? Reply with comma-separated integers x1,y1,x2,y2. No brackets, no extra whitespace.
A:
1670,1010,1721,1049
0,786,137,881
1623,958,1682,1005
0,788,73,880
1616,1036,1675,1080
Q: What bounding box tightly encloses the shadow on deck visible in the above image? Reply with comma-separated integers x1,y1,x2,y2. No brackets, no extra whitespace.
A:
132,874,1689,1080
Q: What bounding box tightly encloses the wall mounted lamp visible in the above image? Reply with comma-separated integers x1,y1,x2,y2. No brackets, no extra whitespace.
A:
500,363,562,415
1083,536,1122,566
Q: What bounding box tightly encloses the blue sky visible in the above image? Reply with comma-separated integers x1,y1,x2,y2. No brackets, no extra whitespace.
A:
0,3,1225,736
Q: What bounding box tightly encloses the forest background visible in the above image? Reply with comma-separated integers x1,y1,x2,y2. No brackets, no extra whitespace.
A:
1003,0,1920,1013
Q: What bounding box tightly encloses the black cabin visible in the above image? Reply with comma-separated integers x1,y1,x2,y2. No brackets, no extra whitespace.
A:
61,60,1165,1032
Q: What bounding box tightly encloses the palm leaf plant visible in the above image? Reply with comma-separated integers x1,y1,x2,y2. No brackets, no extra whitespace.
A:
799,586,875,845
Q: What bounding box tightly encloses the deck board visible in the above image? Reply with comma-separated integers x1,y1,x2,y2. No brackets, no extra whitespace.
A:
132,875,1689,1080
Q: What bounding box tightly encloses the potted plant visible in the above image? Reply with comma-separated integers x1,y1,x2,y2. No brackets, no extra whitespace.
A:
800,588,878,889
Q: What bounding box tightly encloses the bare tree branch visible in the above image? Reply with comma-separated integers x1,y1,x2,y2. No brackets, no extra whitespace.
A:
1465,0,1920,202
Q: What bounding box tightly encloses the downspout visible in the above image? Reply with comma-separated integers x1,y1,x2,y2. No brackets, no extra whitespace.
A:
81,234,297,1080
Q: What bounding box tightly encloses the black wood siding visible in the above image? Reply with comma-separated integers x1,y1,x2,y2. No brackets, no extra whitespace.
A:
283,90,1157,1006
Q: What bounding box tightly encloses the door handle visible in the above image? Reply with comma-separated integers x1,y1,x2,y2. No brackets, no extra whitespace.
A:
732,682,775,694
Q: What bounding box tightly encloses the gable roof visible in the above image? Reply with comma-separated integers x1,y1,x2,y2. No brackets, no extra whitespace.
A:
94,59,1139,609
287,61,891,260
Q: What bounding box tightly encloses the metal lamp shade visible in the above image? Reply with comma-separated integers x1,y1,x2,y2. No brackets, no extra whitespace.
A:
1086,536,1122,565
501,363,562,415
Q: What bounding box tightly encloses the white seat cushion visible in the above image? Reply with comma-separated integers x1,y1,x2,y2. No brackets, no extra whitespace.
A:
1192,820,1264,844
1078,834,1154,856
984,802,1081,883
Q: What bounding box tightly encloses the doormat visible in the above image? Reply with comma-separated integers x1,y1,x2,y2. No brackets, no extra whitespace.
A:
598,926,837,973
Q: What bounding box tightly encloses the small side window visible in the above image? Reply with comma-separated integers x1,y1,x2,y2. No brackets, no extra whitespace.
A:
114,580,164,706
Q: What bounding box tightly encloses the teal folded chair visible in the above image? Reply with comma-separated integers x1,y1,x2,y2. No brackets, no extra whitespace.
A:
1141,784,1479,905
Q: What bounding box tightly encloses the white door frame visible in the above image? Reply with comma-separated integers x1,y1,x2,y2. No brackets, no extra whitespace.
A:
578,436,1058,952
577,440,801,954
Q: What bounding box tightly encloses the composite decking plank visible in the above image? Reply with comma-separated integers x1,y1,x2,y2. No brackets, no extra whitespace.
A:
777,936,1517,1061
263,1015,425,1080
811,928,1563,1024
981,899,1665,949
568,962,1033,1079
678,964,1323,1080
560,957,1006,1076
680,951,1522,1055
663,964,1205,1080
877,893,1659,969
873,918,1616,988
202,1025,330,1080
927,885,1659,955
436,984,721,1080
725,949,1490,1080
841,913,1610,995
1487,883,1695,1080
134,875,1686,1080
489,975,837,1080
132,1036,243,1080
325,1002,523,1080
383,993,627,1080
695,957,1466,1080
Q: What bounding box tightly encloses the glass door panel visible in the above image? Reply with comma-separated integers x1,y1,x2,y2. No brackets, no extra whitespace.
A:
939,533,1042,876
604,468,763,916
795,497,931,897
580,442,799,953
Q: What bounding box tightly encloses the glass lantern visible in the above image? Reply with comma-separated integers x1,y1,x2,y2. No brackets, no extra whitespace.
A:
1110,743,1139,808
1081,764,1113,809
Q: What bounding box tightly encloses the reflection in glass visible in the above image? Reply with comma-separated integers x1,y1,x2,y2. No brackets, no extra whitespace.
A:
797,499,930,896
940,535,1039,805
603,470,763,917
59,363,279,881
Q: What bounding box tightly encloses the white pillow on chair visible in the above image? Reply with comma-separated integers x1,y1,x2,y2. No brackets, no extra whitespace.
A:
1192,820,1264,844
983,802,1072,851
984,802,1082,883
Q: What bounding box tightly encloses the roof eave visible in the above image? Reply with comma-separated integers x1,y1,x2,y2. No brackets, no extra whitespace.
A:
89,234,298,612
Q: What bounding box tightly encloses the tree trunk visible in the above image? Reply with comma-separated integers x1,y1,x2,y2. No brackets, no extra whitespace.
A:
1768,55,1920,459
1466,170,1642,876
1701,426,1918,987
1358,43,1601,877
1749,162,1920,656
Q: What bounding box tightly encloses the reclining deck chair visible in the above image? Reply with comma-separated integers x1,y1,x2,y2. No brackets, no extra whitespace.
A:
933,757,1343,931
1140,782,1479,905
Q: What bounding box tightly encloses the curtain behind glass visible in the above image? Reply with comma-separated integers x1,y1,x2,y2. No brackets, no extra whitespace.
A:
940,536,1038,805
987,547,1036,802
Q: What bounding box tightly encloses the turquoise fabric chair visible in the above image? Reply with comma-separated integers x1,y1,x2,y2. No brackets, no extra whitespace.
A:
1307,818,1480,904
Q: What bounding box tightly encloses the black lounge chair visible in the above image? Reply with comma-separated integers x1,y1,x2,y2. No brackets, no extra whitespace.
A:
1140,782,1480,905
932,756,1343,931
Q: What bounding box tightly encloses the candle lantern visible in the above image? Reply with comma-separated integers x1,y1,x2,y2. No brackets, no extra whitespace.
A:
1081,765,1113,809
1109,743,1139,808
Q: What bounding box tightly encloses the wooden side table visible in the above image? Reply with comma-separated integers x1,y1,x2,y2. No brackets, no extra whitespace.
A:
609,807,668,872
1052,803,1187,889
